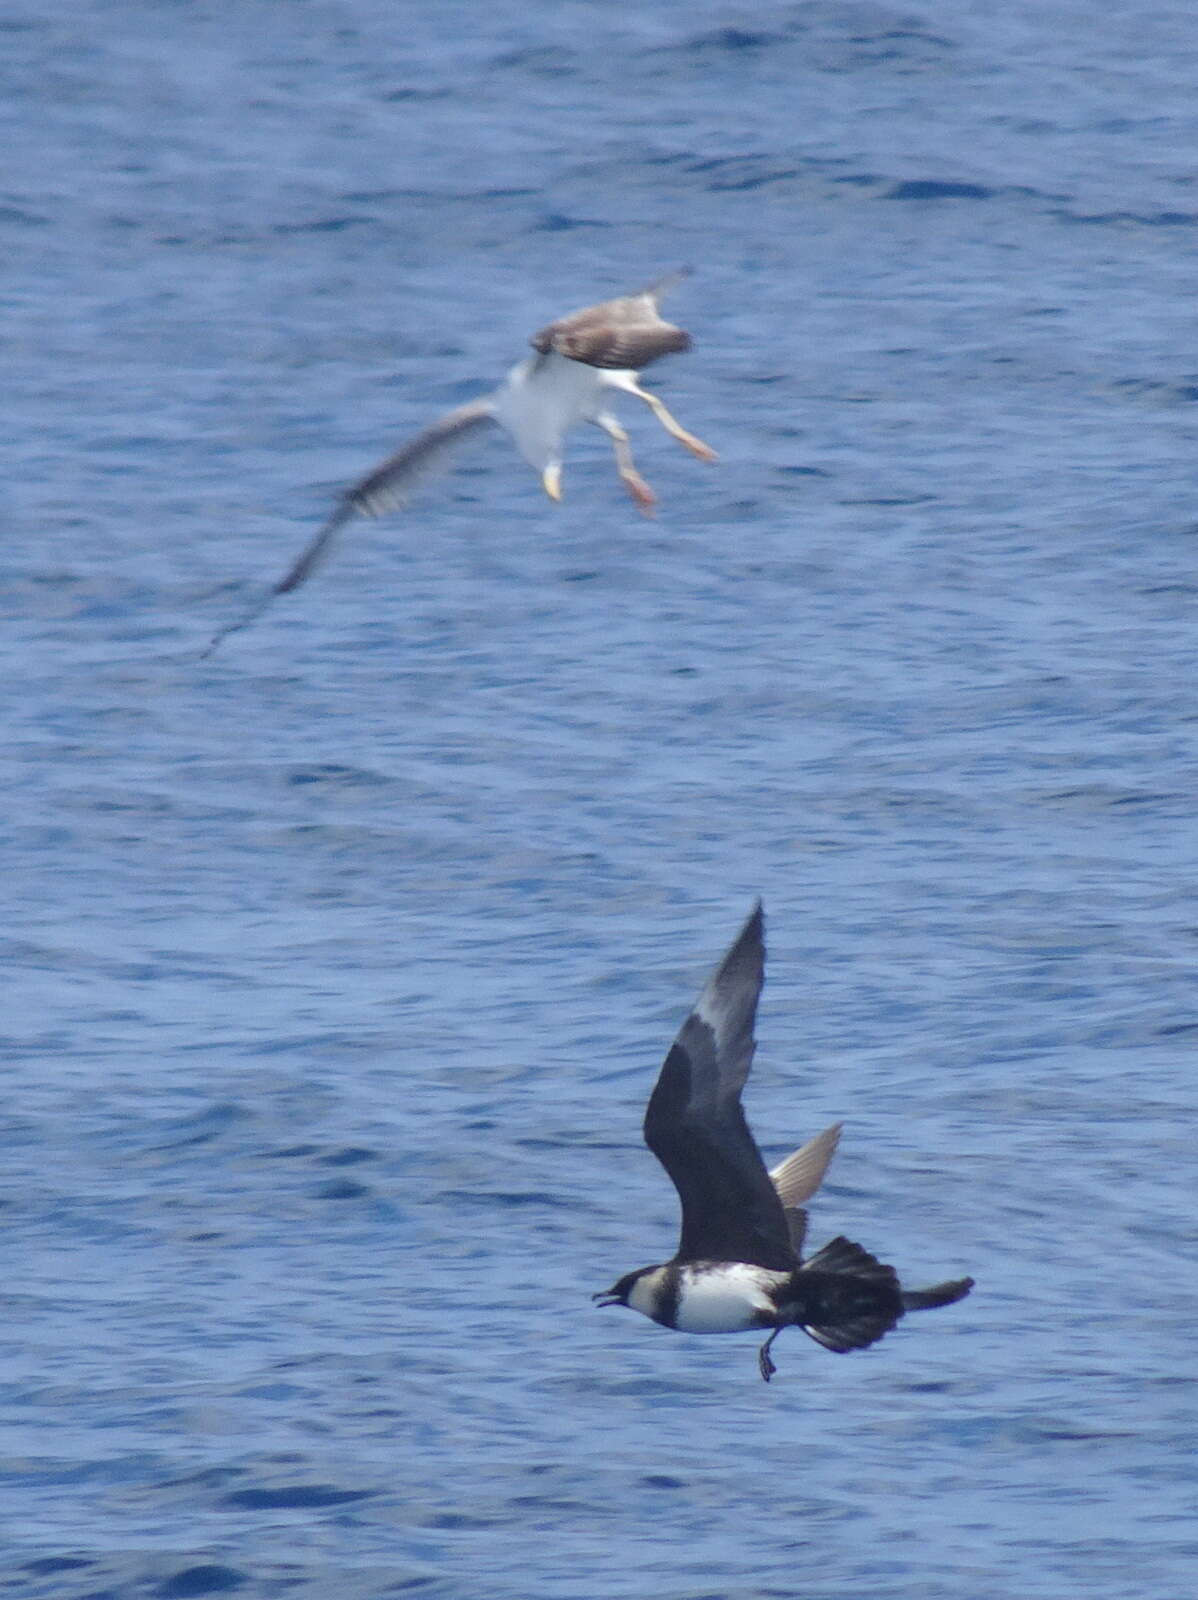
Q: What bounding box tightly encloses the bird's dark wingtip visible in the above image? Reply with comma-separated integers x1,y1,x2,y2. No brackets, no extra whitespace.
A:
700,903,763,992
710,901,765,986
644,267,693,301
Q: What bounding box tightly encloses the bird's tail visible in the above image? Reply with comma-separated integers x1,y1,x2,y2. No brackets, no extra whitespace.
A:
795,1236,904,1353
794,1241,972,1352
902,1277,974,1312
801,1235,898,1286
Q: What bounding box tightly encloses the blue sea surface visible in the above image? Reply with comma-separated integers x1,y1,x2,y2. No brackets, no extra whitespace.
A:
3,2,1197,1596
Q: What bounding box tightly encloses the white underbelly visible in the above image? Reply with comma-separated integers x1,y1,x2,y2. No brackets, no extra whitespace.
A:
673,1264,787,1335
495,353,607,467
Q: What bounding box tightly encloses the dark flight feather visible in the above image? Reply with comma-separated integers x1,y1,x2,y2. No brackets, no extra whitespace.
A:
643,903,798,1274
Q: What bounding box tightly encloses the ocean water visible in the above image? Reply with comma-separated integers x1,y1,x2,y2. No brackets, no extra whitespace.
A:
3,2,1197,1596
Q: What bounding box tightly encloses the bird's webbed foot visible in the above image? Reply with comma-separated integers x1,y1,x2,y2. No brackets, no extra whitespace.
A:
757,1332,780,1383
622,471,657,514
593,413,657,515
632,386,718,462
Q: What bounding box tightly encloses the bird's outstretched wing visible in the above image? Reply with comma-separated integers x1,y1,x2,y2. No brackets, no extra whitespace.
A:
531,271,693,371
769,1122,843,1210
643,903,798,1272
201,398,497,657
769,1121,843,1262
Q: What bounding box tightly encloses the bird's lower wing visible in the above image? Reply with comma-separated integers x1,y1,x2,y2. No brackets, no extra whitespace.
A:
769,1123,843,1210
201,398,497,657
272,398,497,597
772,1123,843,1262
339,397,498,521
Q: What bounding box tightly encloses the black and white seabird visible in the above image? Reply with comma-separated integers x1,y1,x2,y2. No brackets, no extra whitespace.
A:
202,272,715,655
595,903,973,1381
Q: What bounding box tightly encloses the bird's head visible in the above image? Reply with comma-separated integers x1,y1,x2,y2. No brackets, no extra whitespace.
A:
593,1266,658,1312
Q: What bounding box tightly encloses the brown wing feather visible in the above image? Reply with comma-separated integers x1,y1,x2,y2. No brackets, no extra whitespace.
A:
199,399,495,658
531,290,693,371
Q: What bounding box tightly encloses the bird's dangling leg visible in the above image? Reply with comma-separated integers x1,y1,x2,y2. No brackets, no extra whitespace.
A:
757,1329,782,1383
628,384,718,462
593,413,657,515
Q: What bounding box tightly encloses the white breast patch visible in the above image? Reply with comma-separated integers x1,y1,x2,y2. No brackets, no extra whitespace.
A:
672,1263,788,1334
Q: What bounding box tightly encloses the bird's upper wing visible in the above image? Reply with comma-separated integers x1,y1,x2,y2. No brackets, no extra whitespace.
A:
202,398,497,657
643,903,797,1272
530,276,692,371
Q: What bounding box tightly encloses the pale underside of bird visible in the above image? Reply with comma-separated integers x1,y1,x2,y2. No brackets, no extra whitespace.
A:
595,904,974,1381
203,272,715,656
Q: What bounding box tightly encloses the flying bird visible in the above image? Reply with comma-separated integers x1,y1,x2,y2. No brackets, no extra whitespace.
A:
202,272,715,656
595,904,973,1381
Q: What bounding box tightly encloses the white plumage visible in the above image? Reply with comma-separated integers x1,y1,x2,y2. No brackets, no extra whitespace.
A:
204,273,714,656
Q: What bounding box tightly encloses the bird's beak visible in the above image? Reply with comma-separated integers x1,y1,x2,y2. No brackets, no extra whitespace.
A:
593,1291,619,1307
542,462,563,502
